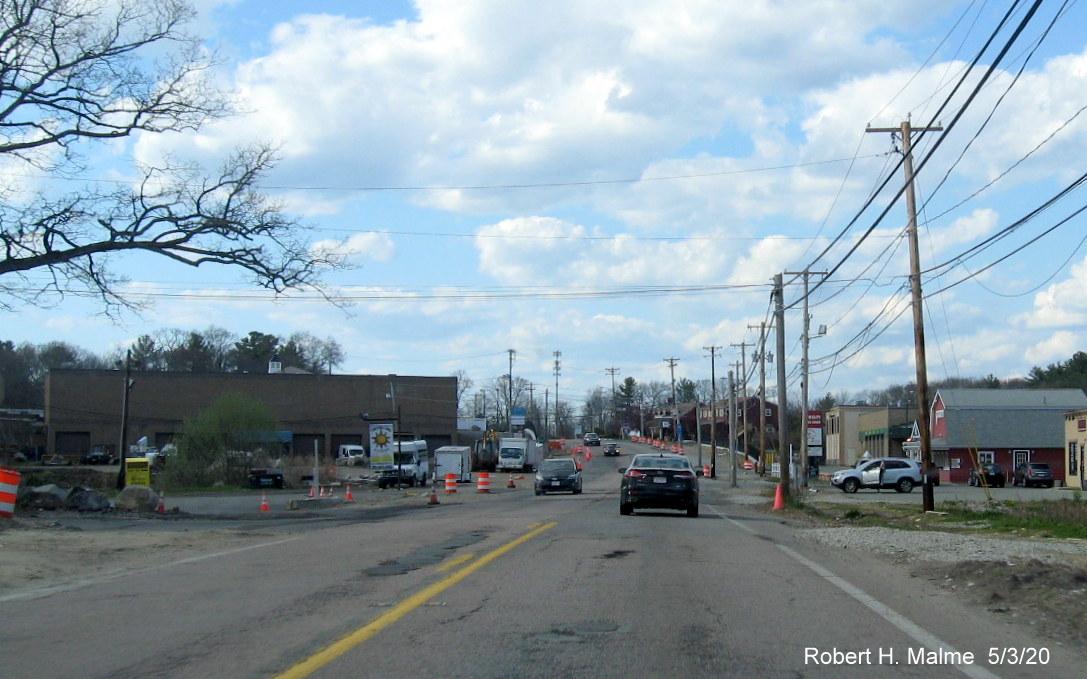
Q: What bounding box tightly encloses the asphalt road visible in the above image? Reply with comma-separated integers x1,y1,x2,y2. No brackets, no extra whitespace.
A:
4,441,1083,679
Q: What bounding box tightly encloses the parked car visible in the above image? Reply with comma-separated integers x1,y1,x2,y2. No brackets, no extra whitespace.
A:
968,463,1006,488
603,443,621,456
42,454,71,466
619,453,699,517
534,457,582,495
830,457,923,493
1013,462,1054,488
80,448,115,465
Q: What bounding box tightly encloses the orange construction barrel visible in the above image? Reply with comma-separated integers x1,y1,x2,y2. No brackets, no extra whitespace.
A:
0,466,20,519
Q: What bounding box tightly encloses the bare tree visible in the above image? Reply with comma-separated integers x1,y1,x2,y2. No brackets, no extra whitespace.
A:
0,0,341,314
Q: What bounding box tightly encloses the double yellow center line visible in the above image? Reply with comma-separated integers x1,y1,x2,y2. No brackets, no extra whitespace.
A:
274,522,558,679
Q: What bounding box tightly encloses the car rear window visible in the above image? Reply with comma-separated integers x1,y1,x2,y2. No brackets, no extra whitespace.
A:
540,460,575,472
631,456,692,470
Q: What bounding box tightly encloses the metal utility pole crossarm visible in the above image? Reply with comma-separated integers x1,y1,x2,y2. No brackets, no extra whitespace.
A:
866,120,943,512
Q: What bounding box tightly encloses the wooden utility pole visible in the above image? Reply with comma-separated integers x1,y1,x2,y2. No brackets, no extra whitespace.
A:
773,273,789,497
785,269,827,490
867,120,942,512
730,341,748,465
748,321,772,475
704,346,721,479
664,358,680,441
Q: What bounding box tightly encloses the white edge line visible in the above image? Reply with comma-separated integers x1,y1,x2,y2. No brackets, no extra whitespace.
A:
706,504,1003,679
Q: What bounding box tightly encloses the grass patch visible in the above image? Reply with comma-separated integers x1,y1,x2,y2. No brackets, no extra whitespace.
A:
818,496,1087,540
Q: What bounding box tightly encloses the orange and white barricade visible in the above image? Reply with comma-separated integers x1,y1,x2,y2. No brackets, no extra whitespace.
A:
1,466,20,519
445,473,458,494
476,472,491,493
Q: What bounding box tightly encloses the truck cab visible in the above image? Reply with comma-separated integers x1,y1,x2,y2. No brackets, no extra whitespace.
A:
372,440,429,488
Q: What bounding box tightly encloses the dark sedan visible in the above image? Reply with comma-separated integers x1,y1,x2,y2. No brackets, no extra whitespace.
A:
619,453,699,517
1013,462,1054,488
535,458,582,495
603,443,621,456
968,463,1005,488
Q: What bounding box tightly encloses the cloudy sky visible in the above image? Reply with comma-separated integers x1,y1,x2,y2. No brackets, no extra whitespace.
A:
8,0,1087,412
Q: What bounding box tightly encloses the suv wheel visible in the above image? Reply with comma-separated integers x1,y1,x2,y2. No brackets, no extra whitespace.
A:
620,502,633,515
896,477,915,493
842,477,860,493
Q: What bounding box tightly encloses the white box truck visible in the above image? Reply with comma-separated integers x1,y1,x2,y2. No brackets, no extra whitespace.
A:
496,430,543,473
371,440,429,488
434,445,473,483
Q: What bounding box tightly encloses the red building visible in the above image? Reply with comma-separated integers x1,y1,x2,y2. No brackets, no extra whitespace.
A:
918,388,1087,484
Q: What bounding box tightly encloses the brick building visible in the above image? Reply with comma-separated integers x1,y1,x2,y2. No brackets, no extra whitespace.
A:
44,370,458,460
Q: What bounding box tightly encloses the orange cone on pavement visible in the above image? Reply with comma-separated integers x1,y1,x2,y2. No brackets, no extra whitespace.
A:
260,492,270,512
428,485,440,505
156,491,166,515
773,483,786,510
308,484,316,498
507,474,516,488
345,483,354,501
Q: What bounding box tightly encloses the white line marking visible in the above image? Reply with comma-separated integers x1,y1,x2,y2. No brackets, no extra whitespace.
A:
707,504,1003,679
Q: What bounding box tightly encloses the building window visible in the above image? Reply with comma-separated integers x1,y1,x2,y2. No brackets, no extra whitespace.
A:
978,451,994,464
1079,419,1086,432
1071,442,1079,476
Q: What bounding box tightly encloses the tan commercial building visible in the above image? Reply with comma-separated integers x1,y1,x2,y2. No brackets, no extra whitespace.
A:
44,369,458,460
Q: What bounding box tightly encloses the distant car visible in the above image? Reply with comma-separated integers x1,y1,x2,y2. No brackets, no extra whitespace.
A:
830,457,923,493
535,458,582,495
603,443,621,456
968,463,1006,488
80,450,115,465
1013,462,1054,488
42,454,71,466
619,453,699,517
583,432,601,446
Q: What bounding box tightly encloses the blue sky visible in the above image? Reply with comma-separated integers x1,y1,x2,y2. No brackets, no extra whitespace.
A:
8,0,1087,411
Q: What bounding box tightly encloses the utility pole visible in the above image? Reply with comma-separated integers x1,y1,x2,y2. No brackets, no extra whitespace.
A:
773,273,790,498
728,368,738,487
664,358,680,441
553,351,562,438
786,269,827,491
748,322,772,476
867,120,942,512
115,348,132,490
730,341,748,467
544,388,549,439
507,348,516,431
704,346,721,478
526,382,535,430
605,366,620,434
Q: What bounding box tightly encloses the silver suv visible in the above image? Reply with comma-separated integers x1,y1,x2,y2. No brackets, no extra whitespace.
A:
831,457,923,493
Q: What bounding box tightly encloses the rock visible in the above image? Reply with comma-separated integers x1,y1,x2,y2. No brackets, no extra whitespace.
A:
66,486,112,512
16,483,69,510
114,485,158,512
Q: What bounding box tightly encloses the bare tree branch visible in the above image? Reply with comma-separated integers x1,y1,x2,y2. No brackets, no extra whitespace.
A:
0,0,345,315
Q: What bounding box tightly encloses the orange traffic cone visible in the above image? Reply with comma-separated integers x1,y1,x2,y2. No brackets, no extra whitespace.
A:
260,492,270,512
308,484,315,498
772,483,786,510
156,491,166,515
427,485,440,505
345,483,354,501
507,474,516,488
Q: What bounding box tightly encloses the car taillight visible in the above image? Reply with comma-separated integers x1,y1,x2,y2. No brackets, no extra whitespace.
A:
674,471,695,480
625,469,647,479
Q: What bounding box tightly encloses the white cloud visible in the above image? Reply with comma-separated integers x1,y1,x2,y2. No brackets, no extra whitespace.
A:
1015,255,1087,328
1025,330,1079,365
311,232,396,262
